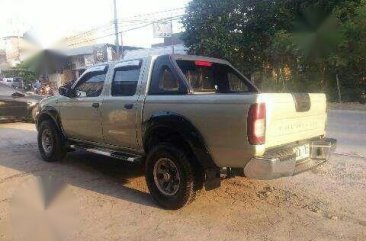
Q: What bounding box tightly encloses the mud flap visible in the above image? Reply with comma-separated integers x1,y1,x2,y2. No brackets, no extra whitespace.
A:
204,168,221,191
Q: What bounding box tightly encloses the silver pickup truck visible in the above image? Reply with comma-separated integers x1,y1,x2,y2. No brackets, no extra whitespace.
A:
36,54,336,209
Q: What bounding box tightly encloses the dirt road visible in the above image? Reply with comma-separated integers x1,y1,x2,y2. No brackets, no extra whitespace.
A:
0,110,365,240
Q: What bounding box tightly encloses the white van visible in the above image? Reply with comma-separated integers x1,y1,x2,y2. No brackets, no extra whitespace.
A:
1,77,23,89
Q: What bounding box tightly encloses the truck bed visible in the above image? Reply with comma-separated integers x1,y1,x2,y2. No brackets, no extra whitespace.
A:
260,93,327,149
143,92,327,168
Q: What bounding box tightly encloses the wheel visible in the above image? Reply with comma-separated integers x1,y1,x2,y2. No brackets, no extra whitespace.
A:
145,143,197,210
37,120,66,162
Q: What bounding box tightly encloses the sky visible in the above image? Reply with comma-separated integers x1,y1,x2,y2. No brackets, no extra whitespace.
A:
0,0,190,48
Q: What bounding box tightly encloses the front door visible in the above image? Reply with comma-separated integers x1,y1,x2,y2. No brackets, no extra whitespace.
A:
101,61,142,150
59,70,107,143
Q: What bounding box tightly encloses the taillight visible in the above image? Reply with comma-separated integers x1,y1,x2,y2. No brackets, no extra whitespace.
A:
247,103,266,145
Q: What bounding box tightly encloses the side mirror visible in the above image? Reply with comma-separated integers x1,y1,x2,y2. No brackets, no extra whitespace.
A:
58,86,75,97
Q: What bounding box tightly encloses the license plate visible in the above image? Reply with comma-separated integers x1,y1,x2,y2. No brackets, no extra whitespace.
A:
294,144,310,161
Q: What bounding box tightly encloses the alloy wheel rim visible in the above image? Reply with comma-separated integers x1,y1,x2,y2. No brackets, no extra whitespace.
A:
41,129,53,155
153,158,181,196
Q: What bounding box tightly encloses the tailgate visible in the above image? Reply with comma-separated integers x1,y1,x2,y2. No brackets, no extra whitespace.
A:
261,93,327,148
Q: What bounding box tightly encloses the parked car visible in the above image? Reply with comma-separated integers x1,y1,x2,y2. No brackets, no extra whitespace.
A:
36,54,336,209
1,77,24,89
0,83,43,122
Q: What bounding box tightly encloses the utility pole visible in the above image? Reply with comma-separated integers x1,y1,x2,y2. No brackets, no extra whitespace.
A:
170,21,174,54
17,22,21,62
120,32,124,59
336,73,342,103
113,0,120,60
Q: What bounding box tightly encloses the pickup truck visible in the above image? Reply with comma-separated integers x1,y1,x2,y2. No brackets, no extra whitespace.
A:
36,54,336,209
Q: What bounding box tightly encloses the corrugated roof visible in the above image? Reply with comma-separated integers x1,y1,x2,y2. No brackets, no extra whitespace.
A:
61,43,109,56
55,44,142,57
123,44,187,60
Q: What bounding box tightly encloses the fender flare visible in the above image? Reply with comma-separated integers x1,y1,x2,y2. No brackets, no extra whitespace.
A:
143,112,218,171
36,106,64,136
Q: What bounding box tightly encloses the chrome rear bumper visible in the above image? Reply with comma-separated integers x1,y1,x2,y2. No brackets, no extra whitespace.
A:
244,138,337,180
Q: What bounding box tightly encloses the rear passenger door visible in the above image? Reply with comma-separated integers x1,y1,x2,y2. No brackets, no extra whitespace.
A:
101,60,142,150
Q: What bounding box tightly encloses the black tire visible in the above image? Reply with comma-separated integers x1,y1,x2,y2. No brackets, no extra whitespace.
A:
37,120,66,162
145,143,197,210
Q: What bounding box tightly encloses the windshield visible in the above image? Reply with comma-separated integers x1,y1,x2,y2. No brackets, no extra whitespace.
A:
176,60,253,93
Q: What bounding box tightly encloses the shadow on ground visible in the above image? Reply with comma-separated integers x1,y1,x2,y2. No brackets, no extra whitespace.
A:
0,124,155,208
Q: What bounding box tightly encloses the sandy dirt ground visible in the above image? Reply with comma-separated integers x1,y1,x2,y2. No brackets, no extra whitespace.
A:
0,110,365,241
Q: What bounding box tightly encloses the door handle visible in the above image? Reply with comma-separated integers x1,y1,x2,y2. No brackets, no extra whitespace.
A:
92,103,100,108
124,103,134,110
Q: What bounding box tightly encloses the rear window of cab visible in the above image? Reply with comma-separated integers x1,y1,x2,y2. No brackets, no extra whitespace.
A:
175,60,251,94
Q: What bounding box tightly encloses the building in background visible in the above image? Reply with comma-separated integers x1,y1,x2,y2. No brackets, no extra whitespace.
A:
123,44,187,60
151,33,184,48
0,36,40,67
47,43,140,87
0,50,8,73
124,33,187,60
55,32,97,49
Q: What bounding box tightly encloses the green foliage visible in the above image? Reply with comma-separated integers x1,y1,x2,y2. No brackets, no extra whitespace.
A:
182,0,288,76
2,52,49,87
182,0,366,101
16,52,44,76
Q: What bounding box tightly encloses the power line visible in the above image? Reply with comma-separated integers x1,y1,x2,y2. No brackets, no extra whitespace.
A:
118,9,185,25
63,22,113,41
65,20,148,42
65,15,183,47
63,7,186,45
66,20,181,47
118,7,185,22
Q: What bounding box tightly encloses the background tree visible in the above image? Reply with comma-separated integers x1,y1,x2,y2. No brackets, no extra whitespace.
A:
2,68,36,88
182,0,366,101
182,0,290,77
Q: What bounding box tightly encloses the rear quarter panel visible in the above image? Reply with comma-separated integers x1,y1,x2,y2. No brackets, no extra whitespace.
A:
143,94,259,168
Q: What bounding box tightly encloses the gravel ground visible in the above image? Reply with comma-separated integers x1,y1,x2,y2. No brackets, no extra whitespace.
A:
0,114,365,241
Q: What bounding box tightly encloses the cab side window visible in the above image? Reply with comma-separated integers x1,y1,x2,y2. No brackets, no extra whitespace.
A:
158,68,179,91
75,72,106,97
112,65,141,96
149,65,187,95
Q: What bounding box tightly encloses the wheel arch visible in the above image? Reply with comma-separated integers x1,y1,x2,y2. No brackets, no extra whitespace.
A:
142,112,220,189
36,106,64,138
